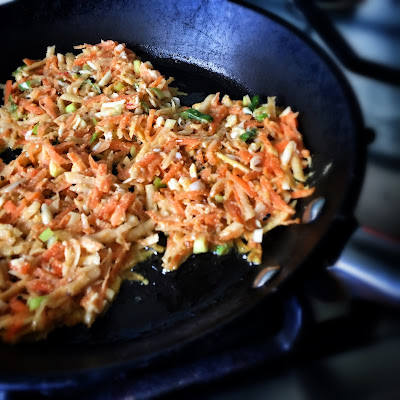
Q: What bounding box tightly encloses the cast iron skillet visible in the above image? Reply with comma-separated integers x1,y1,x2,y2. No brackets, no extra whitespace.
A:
0,0,366,388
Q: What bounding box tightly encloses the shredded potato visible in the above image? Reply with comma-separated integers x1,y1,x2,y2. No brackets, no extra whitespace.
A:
0,41,314,342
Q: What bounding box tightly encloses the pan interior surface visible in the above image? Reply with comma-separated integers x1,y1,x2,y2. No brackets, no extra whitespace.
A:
0,0,364,380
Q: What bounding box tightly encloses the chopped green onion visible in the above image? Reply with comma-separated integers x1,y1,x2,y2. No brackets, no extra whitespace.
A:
239,128,258,142
82,64,92,71
49,160,65,177
253,106,270,121
113,82,125,92
32,123,39,135
12,65,25,77
9,96,18,113
130,145,136,157
242,95,251,107
18,81,31,91
180,109,214,123
133,59,141,75
193,236,208,254
150,88,165,99
11,110,24,121
214,244,230,256
215,194,224,203
27,296,48,311
39,227,54,242
91,117,98,126
65,103,77,113
255,113,268,122
249,95,260,112
140,101,150,112
112,105,123,116
90,132,98,143
153,176,166,189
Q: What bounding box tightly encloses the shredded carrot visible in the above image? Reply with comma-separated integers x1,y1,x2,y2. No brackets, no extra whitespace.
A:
135,152,160,167
161,163,182,183
0,41,315,343
40,96,59,119
291,187,315,199
23,58,36,66
175,138,201,147
43,144,69,165
149,76,163,88
19,99,45,115
4,80,12,105
274,139,290,153
145,108,156,137
229,174,258,198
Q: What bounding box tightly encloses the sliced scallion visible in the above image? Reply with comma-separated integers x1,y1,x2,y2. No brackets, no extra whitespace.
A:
39,227,54,242
9,96,18,113
130,145,136,157
65,103,77,113
140,101,150,112
215,194,224,203
214,244,230,256
18,81,31,91
249,95,259,112
193,236,208,254
239,128,258,142
133,59,141,75
90,132,98,143
255,113,268,122
12,65,25,77
150,88,165,99
153,176,166,189
113,82,125,92
27,296,48,311
32,123,39,135
180,109,213,123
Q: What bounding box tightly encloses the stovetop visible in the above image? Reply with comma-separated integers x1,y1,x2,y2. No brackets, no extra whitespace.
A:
1,1,400,399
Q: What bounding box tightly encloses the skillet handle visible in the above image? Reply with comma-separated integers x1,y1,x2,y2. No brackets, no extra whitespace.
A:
293,0,400,86
328,226,400,307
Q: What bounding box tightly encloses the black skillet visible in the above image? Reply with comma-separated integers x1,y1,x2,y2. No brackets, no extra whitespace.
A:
0,0,369,389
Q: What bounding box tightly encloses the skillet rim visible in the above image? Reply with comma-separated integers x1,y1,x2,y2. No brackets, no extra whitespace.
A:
0,0,367,388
